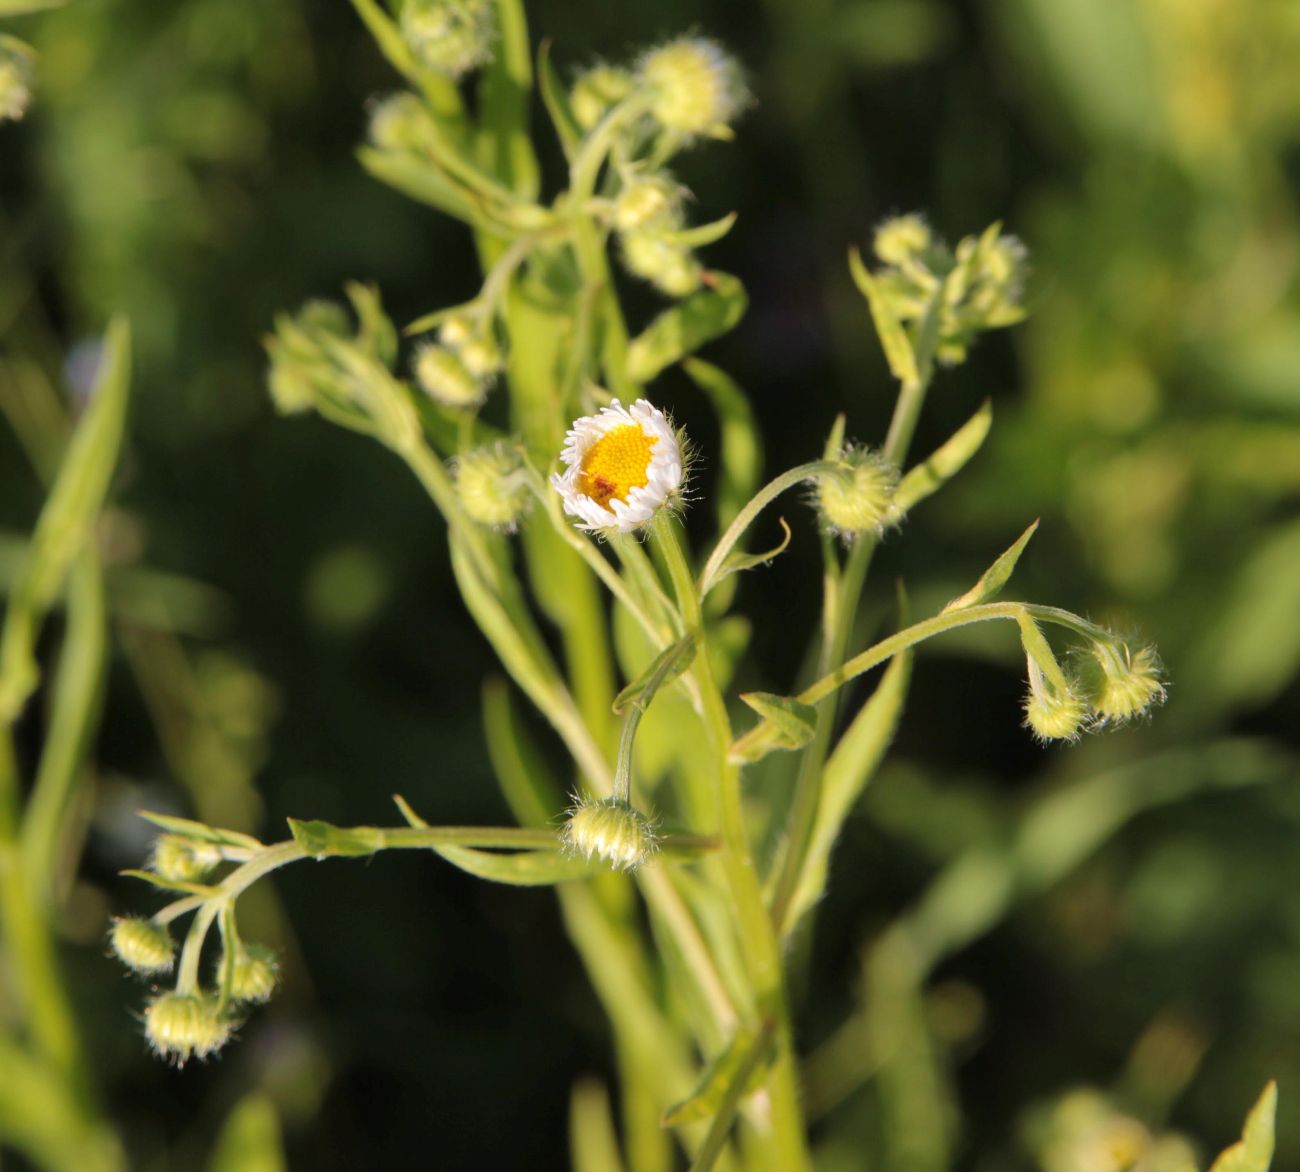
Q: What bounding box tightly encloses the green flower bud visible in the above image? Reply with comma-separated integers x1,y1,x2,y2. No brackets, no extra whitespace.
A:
620,231,702,298
144,991,235,1064
0,36,36,124
413,344,485,408
368,92,437,153
816,448,898,539
228,944,279,1004
562,798,657,872
457,335,502,380
1022,658,1088,742
399,0,495,79
438,313,475,349
1079,640,1166,725
152,835,222,883
638,37,748,138
873,214,932,267
570,65,633,131
613,173,682,233
453,443,532,532
110,917,175,974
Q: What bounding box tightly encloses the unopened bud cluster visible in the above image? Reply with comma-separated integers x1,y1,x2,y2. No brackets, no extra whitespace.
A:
870,214,1028,364
562,798,657,872
0,35,35,123
816,448,898,540
144,992,235,1065
413,313,502,409
637,37,747,140
453,443,532,531
399,0,495,79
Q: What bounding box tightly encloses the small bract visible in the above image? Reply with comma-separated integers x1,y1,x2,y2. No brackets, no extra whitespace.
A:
551,398,683,534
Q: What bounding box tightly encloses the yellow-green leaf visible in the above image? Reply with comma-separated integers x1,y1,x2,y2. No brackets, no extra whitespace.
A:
662,1026,770,1126
1209,1082,1277,1172
206,1094,287,1172
943,521,1039,613
892,399,992,515
848,245,917,385
613,634,696,715
626,273,748,383
431,844,594,886
287,818,383,858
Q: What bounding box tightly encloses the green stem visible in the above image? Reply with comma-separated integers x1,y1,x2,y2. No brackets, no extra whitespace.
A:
652,516,812,1172
688,1020,777,1172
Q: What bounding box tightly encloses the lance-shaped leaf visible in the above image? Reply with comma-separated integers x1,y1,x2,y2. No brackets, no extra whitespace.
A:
668,213,738,251
206,1093,287,1172
892,399,992,515
662,1024,772,1126
537,39,581,160
942,521,1039,613
683,358,760,533
730,692,818,763
137,811,263,851
121,870,218,897
431,845,596,886
287,818,384,859
710,518,792,590
1209,1082,1277,1172
849,246,917,386
613,634,696,716
358,148,478,226
626,273,748,383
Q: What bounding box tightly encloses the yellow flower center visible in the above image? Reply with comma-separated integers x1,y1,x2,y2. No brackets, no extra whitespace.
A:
578,424,658,506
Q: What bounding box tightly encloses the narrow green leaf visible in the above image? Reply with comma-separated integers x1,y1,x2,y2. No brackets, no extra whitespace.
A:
120,870,218,897
669,212,738,250
943,521,1039,613
663,1025,769,1126
431,844,594,886
206,1093,287,1172
683,357,761,532
357,147,478,226
0,318,131,721
713,518,792,586
537,39,581,160
287,818,383,858
476,0,540,198
848,246,917,385
892,399,992,514
136,811,263,851
613,634,696,715
730,693,818,763
626,273,748,384
570,1080,626,1172
1209,1082,1277,1172
392,793,429,828
788,649,912,930
482,677,565,828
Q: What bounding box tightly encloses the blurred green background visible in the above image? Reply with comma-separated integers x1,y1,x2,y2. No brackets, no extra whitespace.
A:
2,0,1298,1167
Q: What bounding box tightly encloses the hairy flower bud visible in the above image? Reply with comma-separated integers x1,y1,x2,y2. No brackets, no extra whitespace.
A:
620,231,702,298
570,65,633,131
454,443,532,531
368,92,437,153
816,449,898,539
144,991,234,1064
873,214,933,267
1023,658,1088,742
152,835,222,883
613,173,682,233
413,344,485,408
227,944,279,1004
563,798,657,872
638,37,747,138
0,36,35,123
110,917,175,974
1079,640,1166,725
399,0,495,79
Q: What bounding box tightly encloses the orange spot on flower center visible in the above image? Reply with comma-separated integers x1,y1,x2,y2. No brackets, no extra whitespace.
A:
578,424,658,506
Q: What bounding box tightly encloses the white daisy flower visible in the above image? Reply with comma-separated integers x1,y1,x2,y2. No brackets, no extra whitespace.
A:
551,398,684,534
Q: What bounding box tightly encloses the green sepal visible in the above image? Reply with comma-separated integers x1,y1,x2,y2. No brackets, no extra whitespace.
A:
1209,1082,1277,1172
730,692,818,762
893,399,992,515
668,212,738,250
661,1025,771,1126
120,870,218,897
612,633,696,716
431,845,595,886
711,518,792,588
136,811,263,851
626,273,748,384
287,818,383,859
943,521,1039,613
848,245,917,385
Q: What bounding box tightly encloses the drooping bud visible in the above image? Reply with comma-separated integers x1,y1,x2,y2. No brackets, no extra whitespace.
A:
562,798,657,872
453,443,532,531
620,231,702,298
413,344,485,408
638,37,748,139
143,991,235,1064
109,917,175,974
816,448,898,539
0,36,35,124
152,835,222,883
1078,639,1166,725
399,0,495,80
227,944,280,1004
1022,657,1088,743
570,65,633,131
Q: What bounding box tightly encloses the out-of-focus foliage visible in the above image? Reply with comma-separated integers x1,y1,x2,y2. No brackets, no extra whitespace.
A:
1,0,1296,1168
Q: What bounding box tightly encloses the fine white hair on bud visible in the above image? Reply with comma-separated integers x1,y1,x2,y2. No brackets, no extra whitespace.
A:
453,443,532,532
143,991,236,1065
152,835,222,883
613,172,683,233
1078,639,1167,725
1022,658,1088,743
551,398,685,534
562,798,658,872
873,214,933,268
637,37,748,139
816,448,899,540
227,944,280,1005
399,0,496,79
109,917,175,974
